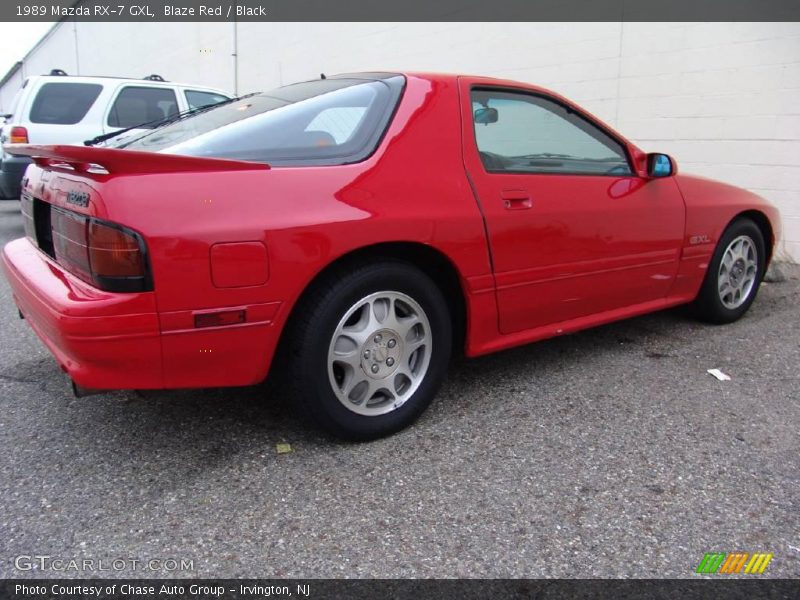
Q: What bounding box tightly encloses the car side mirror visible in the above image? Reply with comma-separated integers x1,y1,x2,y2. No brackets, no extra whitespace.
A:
474,107,498,125
647,153,675,177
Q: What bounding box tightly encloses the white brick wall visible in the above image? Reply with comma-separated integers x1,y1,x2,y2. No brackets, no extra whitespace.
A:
2,22,799,260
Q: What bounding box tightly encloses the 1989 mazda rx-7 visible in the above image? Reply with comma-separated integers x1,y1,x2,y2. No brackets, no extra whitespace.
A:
2,72,781,439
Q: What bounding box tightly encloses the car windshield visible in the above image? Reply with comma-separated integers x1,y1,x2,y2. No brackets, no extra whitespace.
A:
114,76,404,166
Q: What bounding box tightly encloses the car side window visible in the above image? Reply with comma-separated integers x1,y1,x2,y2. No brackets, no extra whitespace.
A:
471,89,632,176
108,86,179,129
29,82,103,125
185,90,229,109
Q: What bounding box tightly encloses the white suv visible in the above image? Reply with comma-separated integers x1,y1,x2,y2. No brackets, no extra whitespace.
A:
0,71,231,198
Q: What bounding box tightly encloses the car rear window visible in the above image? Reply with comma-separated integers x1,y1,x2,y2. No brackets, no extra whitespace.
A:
108,86,179,129
29,82,103,125
116,76,405,166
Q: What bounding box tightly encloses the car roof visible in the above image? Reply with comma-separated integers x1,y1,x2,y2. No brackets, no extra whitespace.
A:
335,71,544,89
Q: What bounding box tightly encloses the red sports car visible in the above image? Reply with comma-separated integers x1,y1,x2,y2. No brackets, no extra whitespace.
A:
2,72,781,439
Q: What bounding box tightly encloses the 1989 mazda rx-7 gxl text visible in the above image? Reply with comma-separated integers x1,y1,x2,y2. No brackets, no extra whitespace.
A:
1,72,781,439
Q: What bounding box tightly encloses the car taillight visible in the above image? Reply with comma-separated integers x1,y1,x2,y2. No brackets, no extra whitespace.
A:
88,221,146,279
9,126,28,143
51,209,92,281
20,193,36,242
50,207,151,292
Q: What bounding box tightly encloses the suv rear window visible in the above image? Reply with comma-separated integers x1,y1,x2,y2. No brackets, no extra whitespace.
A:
116,76,405,166
29,82,103,125
108,86,179,129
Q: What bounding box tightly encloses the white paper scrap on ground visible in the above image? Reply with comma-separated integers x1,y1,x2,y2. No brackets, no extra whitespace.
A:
707,368,731,381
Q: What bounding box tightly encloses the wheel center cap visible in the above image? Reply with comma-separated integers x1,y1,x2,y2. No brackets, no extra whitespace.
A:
373,346,388,363
731,259,746,284
361,328,403,379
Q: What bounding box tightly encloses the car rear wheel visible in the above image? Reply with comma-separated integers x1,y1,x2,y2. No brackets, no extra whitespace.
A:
285,261,452,440
692,218,766,324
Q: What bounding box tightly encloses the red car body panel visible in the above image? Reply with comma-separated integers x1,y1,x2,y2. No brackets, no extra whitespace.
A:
669,173,781,299
1,73,781,392
3,237,163,388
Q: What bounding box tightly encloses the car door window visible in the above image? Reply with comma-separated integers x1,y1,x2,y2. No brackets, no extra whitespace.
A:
185,90,229,109
107,86,179,128
471,89,632,176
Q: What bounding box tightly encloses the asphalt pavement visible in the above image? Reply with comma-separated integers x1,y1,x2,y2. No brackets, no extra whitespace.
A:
0,199,797,578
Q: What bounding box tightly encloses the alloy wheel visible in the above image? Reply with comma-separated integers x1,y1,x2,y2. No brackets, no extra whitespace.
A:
327,291,432,416
717,235,758,309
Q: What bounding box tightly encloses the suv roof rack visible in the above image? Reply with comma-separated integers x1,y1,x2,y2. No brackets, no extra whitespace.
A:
37,72,173,83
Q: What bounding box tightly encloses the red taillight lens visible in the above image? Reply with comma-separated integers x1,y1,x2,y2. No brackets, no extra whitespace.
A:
88,221,145,278
49,207,150,292
9,126,28,143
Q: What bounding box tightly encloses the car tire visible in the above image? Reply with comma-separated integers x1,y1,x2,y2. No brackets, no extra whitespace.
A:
284,260,452,441
692,218,766,324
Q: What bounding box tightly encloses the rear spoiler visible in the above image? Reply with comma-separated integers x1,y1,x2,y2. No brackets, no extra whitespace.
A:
4,144,270,175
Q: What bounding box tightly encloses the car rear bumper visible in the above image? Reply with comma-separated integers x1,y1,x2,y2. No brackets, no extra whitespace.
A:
2,237,164,389
2,237,284,391
0,155,32,199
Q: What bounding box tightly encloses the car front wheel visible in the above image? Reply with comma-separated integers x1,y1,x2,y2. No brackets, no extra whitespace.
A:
285,261,452,440
692,218,766,324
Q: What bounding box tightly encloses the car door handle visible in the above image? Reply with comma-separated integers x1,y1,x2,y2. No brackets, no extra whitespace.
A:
501,189,532,210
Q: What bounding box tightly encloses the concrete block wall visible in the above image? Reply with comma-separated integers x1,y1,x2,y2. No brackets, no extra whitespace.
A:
2,21,798,260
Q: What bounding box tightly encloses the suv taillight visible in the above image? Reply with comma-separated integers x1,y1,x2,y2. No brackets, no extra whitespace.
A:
9,126,28,143
50,207,151,292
